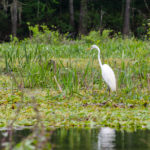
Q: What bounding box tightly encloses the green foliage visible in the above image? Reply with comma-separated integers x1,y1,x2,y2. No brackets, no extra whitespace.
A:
147,19,150,40
0,0,150,41
81,30,112,45
12,134,52,150
0,33,150,132
27,24,67,44
81,31,100,44
1,31,149,93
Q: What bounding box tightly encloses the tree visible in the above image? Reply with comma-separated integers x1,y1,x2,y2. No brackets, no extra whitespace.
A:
99,9,105,35
143,0,150,13
10,0,22,37
1,0,8,15
123,0,131,36
11,0,17,37
69,0,74,30
78,0,88,35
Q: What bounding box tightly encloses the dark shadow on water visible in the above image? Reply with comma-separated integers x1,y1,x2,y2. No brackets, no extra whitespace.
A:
0,127,150,150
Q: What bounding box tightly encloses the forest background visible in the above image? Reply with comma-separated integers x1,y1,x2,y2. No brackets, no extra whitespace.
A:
0,0,150,41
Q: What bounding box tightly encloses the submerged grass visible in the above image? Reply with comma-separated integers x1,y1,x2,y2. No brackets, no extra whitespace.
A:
0,30,150,131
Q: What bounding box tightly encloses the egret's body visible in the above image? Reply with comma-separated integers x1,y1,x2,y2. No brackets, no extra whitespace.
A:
90,45,116,93
101,64,116,91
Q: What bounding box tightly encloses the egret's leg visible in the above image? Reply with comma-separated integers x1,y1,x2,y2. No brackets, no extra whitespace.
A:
108,88,110,96
106,87,110,96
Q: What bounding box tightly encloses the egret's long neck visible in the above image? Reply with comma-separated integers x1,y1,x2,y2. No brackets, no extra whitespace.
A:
97,48,102,69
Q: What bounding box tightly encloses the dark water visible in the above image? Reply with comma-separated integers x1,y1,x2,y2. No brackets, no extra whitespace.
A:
0,127,150,150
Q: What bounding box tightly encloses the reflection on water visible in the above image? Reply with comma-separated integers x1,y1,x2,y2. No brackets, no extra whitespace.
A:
0,127,150,150
98,127,116,150
51,128,150,150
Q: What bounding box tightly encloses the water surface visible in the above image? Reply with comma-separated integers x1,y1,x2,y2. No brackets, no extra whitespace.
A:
0,127,150,150
51,128,150,150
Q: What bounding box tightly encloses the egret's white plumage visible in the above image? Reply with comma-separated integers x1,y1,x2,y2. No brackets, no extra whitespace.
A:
90,45,116,92
102,64,116,91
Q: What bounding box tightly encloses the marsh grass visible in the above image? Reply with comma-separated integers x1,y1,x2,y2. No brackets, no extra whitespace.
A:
1,34,149,95
0,29,150,131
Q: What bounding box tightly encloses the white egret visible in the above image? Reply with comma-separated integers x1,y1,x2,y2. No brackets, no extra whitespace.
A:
90,45,116,94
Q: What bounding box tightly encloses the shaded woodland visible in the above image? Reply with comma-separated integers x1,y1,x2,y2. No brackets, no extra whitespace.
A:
0,0,150,41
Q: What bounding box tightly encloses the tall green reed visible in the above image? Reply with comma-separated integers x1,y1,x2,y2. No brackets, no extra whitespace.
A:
1,29,150,95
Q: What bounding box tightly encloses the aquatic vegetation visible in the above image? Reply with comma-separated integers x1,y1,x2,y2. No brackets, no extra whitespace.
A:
0,31,150,131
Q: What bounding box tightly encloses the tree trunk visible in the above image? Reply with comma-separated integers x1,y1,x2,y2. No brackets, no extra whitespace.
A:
2,0,8,14
11,0,18,37
99,9,105,35
69,0,74,29
143,0,150,13
78,0,88,35
123,0,131,36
